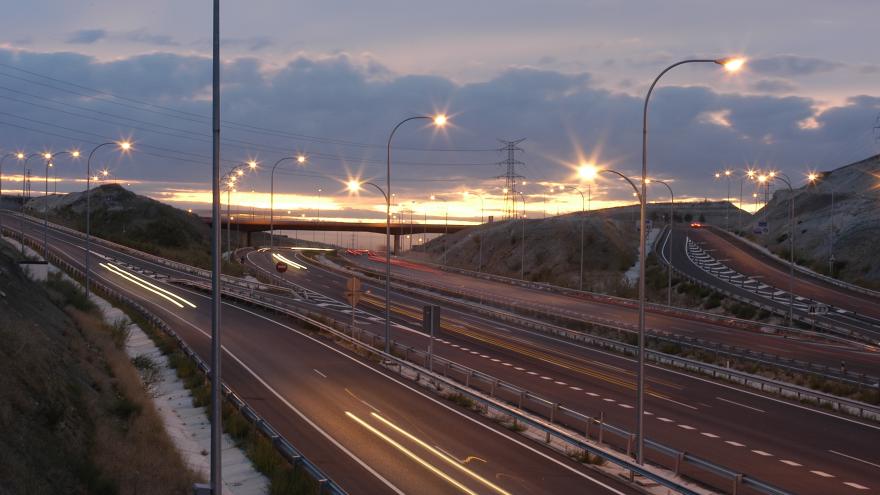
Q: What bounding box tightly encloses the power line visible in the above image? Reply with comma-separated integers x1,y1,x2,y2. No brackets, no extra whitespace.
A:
0,63,497,152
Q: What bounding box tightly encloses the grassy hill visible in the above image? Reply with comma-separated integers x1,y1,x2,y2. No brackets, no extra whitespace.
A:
744,154,880,288
411,213,639,293
0,239,196,494
26,184,242,275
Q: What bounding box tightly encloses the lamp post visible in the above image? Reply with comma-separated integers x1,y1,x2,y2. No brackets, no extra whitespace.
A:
0,152,25,233
636,56,744,464
269,155,306,251
382,114,448,353
807,173,835,276
19,153,43,255
430,194,449,266
43,150,80,257
83,141,132,298
740,169,756,232
567,186,586,291
648,179,675,306
759,172,795,325
518,191,526,280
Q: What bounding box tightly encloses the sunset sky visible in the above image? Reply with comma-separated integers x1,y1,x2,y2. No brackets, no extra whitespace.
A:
2,0,878,222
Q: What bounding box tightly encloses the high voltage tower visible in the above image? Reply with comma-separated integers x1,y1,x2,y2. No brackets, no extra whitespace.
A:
496,139,525,219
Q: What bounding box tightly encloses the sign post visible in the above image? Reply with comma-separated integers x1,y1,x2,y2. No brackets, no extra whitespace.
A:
345,277,362,329
422,305,441,371
275,261,288,273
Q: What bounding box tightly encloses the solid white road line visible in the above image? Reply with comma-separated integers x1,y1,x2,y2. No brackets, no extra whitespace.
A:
313,369,327,378
828,450,880,470
716,397,765,413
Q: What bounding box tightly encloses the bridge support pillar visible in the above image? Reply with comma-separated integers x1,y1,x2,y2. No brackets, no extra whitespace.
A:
393,234,401,254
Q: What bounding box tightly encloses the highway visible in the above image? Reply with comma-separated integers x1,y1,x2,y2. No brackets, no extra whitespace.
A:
244,246,880,494
3,212,638,495
663,226,880,342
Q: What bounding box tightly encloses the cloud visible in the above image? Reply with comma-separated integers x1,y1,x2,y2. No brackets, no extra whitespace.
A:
749,55,842,77
121,30,179,47
66,29,107,44
749,78,797,93
0,47,876,205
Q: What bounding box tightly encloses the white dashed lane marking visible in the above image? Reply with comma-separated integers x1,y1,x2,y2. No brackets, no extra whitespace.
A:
701,432,719,438
618,404,633,409
780,460,802,467
677,424,696,430
844,482,869,490
554,381,567,385
540,376,553,381
811,471,835,478
751,450,772,457
657,417,674,423
725,441,746,447
569,386,583,391
586,392,599,397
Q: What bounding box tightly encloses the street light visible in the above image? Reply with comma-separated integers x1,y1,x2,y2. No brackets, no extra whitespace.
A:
382,114,448,353
0,151,26,233
518,191,527,280
806,173,834,275
430,194,449,266
758,172,796,325
565,185,586,291
222,163,255,255
635,55,743,464
84,141,132,298
19,153,43,256
269,154,307,252
42,150,80,258
647,178,675,306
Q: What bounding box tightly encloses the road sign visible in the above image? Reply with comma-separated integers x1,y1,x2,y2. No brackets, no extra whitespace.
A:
345,290,361,306
275,261,288,273
808,303,828,315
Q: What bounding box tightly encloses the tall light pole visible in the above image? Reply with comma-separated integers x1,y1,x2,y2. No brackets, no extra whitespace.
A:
430,194,449,266
43,150,80,257
383,114,448,353
209,0,223,491
740,169,756,232
637,56,744,464
83,142,132,298
0,152,25,233
518,191,526,280
221,163,255,257
567,185,586,290
648,179,675,306
348,179,391,350
464,191,485,272
760,172,796,325
807,172,835,276
19,153,42,255
269,155,306,251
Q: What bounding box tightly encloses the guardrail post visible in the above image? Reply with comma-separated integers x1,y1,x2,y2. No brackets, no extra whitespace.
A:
549,402,557,423
732,473,742,495
626,433,634,458
598,412,605,444
518,391,524,409
674,452,684,474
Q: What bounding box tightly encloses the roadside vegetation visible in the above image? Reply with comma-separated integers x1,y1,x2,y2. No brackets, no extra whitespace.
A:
0,240,198,494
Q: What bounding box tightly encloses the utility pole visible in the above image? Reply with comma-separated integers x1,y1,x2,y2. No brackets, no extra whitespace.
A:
496,139,525,220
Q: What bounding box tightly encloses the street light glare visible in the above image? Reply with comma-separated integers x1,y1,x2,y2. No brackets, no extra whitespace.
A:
433,114,448,127
43,152,52,159
71,150,80,158
16,152,24,159
119,141,132,151
296,155,306,164
236,169,245,176
578,163,598,181
248,160,258,169
808,172,819,182
346,179,362,193
718,57,746,72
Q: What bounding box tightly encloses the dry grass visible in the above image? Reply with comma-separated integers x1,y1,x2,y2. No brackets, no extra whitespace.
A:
69,309,200,494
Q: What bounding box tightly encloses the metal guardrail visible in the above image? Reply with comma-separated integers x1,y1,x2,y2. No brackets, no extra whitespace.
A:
708,225,880,300
7,230,348,495
181,278,791,495
330,255,880,394
680,235,876,343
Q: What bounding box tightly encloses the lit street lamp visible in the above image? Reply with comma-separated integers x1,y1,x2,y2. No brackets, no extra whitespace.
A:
430,194,449,266
381,114,448,353
518,191,527,279
635,56,744,464
647,178,675,306
84,141,132,298
758,172,797,325
42,150,80,257
20,153,43,256
0,151,26,233
269,155,306,251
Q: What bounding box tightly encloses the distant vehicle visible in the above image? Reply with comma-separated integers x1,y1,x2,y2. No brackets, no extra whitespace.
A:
690,222,702,228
